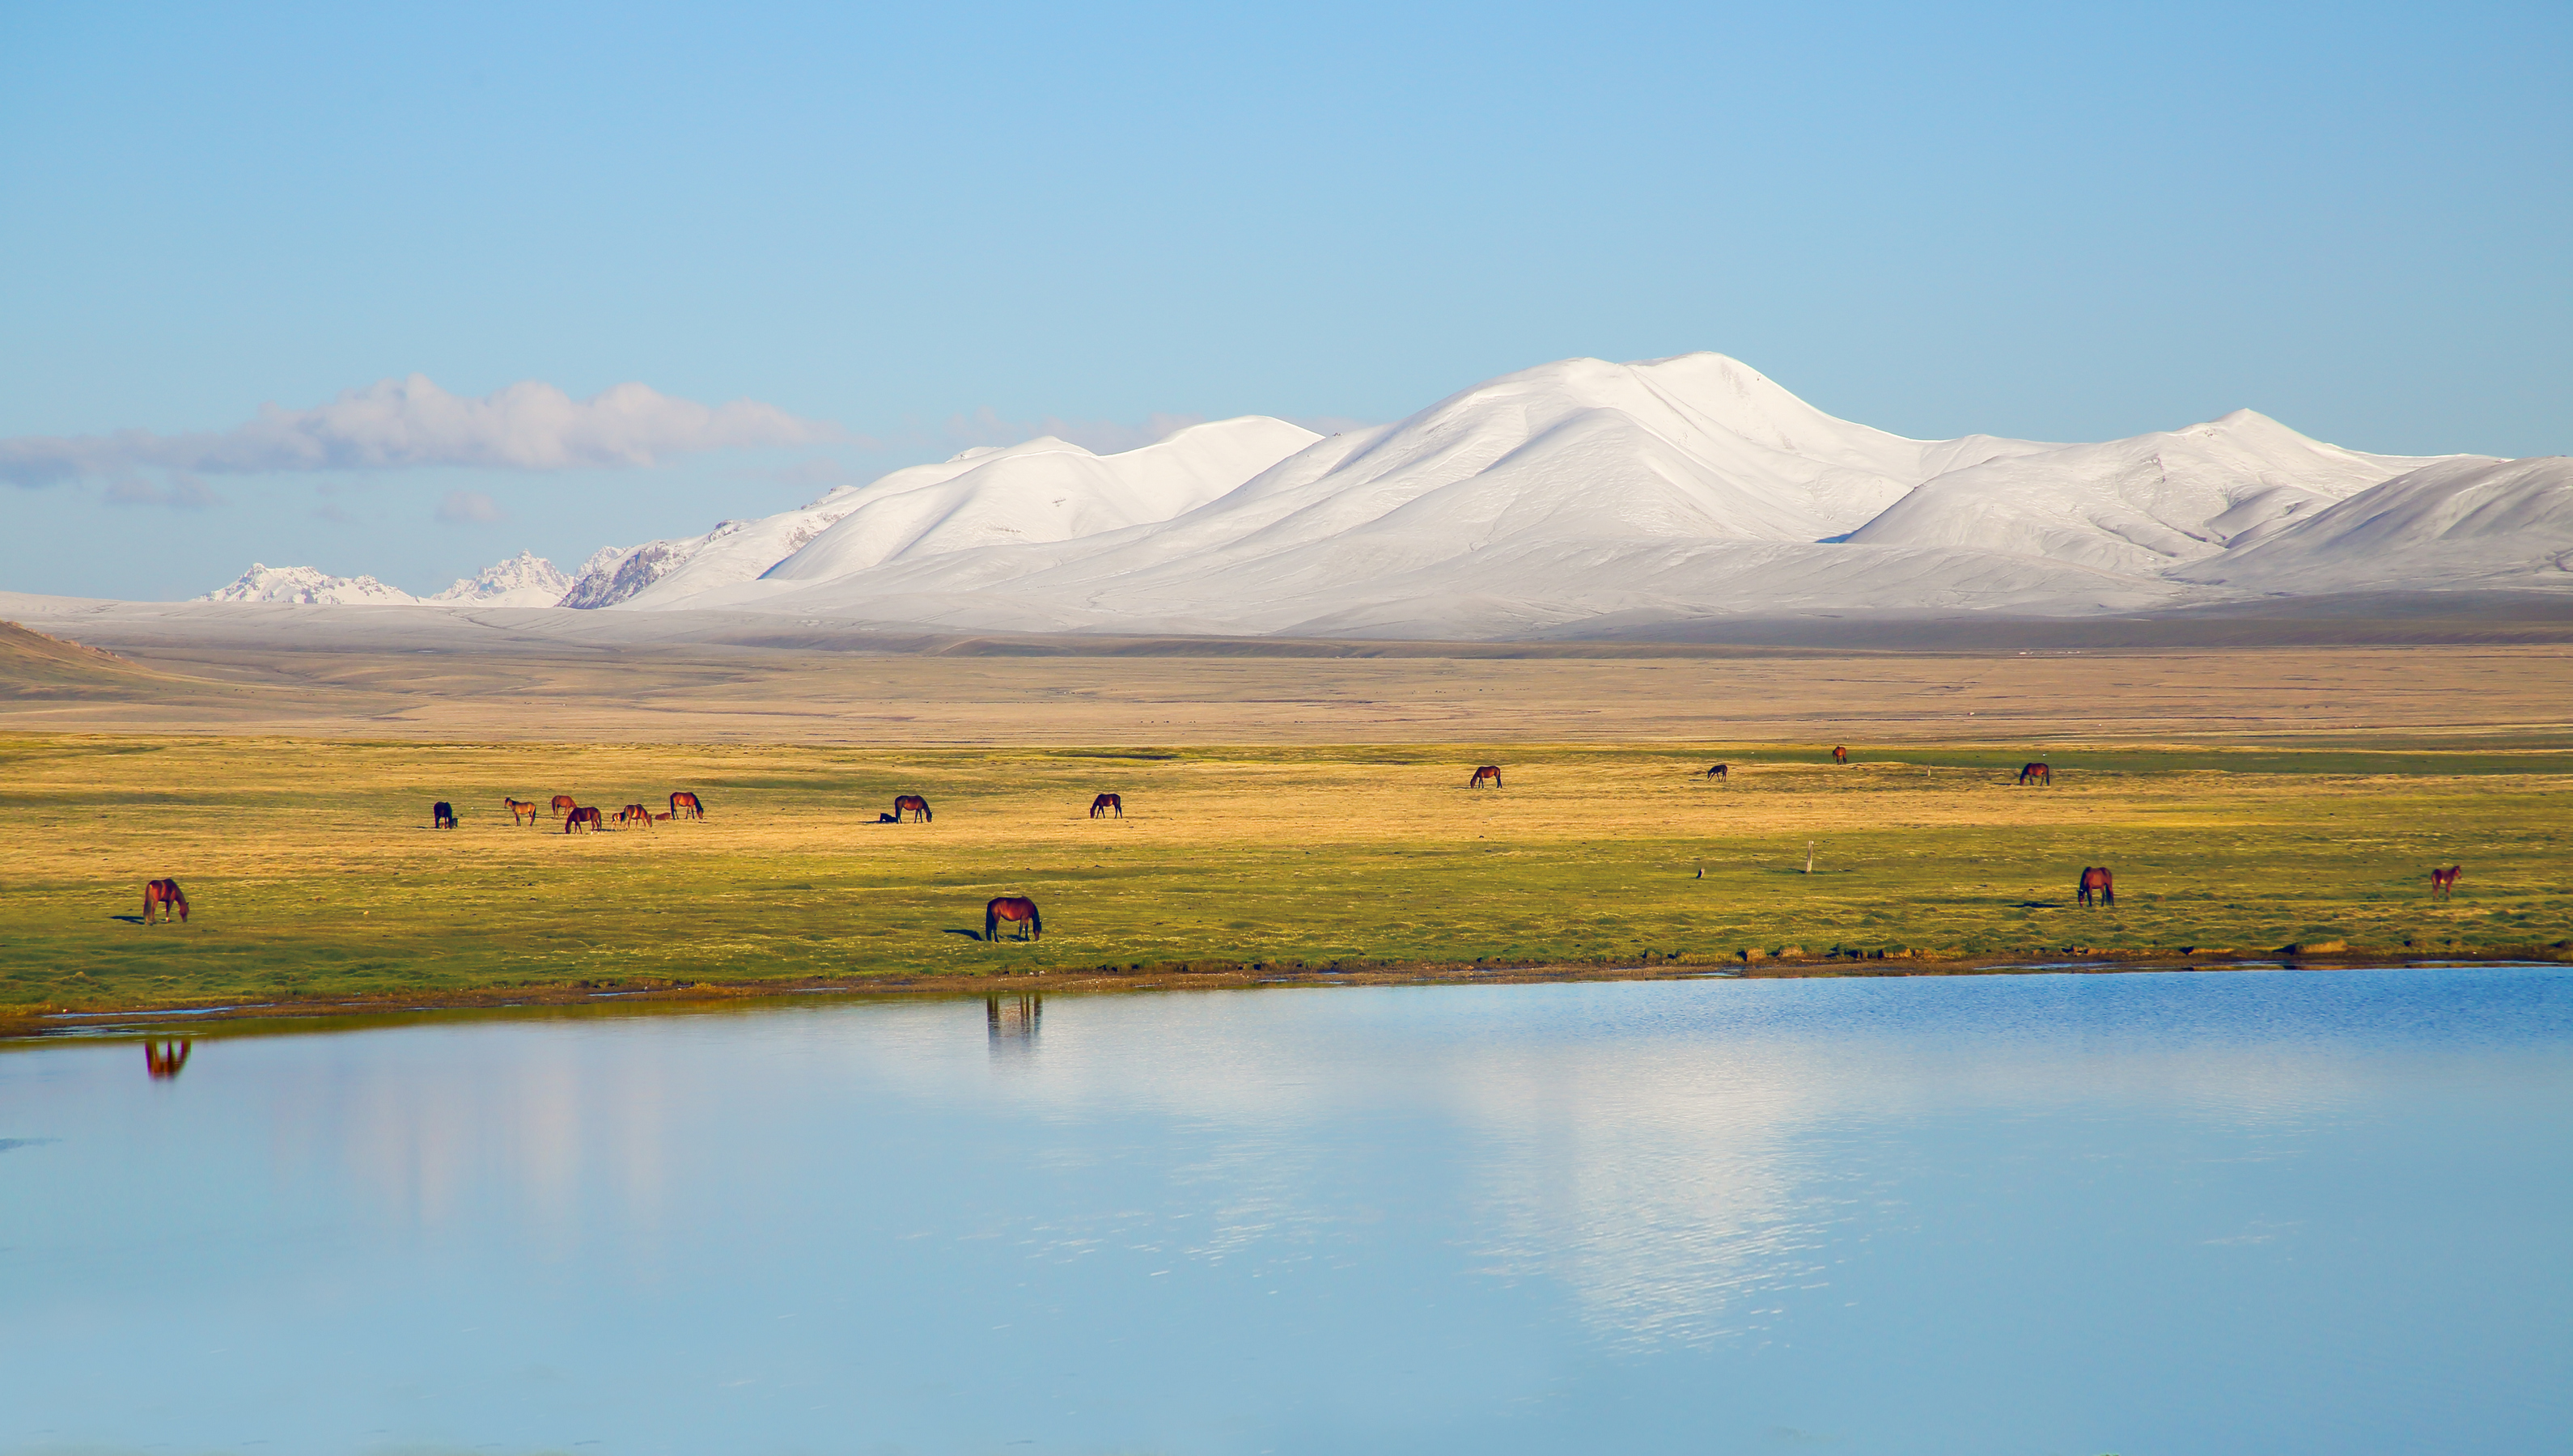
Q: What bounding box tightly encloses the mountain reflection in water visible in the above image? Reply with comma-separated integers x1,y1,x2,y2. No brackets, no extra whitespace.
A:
0,967,2566,1456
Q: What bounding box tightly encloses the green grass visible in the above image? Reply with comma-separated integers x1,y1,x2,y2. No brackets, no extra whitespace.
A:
2,733,2567,1018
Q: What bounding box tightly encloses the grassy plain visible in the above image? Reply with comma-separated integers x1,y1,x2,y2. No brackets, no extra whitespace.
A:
3,732,2566,1024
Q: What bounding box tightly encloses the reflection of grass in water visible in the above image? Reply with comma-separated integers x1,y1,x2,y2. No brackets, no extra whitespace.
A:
0,734,2565,1015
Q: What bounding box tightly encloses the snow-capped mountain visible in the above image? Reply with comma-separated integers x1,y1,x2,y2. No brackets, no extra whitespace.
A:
557,416,1319,610
423,550,571,607
197,563,418,605
183,354,2565,637
631,352,2507,636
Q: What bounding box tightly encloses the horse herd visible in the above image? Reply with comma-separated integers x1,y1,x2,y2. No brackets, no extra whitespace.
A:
458,790,710,833
129,748,2474,940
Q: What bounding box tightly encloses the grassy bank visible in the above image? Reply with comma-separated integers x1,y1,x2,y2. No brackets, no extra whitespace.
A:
3,734,2567,1022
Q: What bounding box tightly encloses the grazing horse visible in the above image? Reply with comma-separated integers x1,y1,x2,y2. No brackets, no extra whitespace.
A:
618,804,654,828
550,794,577,815
504,797,539,826
2077,866,2114,908
565,806,603,833
432,801,456,829
986,895,1041,942
1090,793,1123,819
670,791,705,820
144,1039,192,1079
2018,762,2052,786
1469,765,1503,789
1832,745,1850,765
142,878,189,925
2431,865,2462,899
894,794,932,823
1706,764,1727,780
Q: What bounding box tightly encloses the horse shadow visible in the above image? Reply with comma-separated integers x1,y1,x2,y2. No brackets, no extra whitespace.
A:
108,914,147,925
944,928,986,942
2018,899,2065,908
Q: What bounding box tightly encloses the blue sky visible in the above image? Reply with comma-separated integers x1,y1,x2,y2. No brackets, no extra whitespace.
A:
3,1,2565,599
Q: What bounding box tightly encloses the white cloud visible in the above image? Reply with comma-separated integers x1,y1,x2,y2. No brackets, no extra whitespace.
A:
0,375,841,485
434,489,504,524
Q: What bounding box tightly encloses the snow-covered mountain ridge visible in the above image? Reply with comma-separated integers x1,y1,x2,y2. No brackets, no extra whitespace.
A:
197,552,570,607
189,354,2569,637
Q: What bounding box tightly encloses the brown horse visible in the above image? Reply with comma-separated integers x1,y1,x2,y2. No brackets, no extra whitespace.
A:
670,791,705,820
1090,793,1123,819
1832,745,1850,765
2018,762,2052,786
2077,866,2114,908
986,895,1041,942
145,1039,192,1079
618,804,654,828
2431,865,2462,899
432,801,456,829
654,811,671,822
895,794,932,823
1706,764,1727,780
505,797,539,826
565,806,603,833
142,878,189,924
1469,765,1503,789
550,794,577,815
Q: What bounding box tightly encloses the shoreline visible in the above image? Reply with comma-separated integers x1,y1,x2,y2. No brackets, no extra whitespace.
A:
11,944,2567,1043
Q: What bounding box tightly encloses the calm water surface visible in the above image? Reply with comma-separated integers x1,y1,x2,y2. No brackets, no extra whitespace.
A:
3,968,2567,1455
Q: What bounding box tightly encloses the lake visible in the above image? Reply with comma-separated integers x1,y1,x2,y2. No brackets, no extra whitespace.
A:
3,967,2567,1455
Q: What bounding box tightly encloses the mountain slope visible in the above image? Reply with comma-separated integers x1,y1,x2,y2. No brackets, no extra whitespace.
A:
2169,455,2573,593
1845,409,2448,572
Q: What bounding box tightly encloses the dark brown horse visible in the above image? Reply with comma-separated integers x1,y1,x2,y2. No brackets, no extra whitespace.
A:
1469,765,1503,789
550,794,577,815
617,804,654,827
986,895,1041,942
432,801,456,829
895,794,932,823
1090,793,1123,819
2431,865,2462,899
142,878,189,924
565,806,603,833
1706,764,1727,780
2018,762,2052,786
2077,866,2114,908
670,791,705,820
144,1039,192,1079
505,797,539,826
1832,745,1850,765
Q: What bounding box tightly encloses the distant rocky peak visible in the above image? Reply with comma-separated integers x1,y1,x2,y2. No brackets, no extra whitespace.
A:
196,563,416,606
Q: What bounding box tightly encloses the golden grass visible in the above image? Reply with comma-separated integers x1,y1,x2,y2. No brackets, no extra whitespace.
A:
3,733,2566,1021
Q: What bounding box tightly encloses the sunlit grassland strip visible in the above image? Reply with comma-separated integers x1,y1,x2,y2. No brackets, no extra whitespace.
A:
2,734,2566,1017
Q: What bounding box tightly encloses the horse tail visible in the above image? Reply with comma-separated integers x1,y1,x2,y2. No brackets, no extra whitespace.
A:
986,904,999,942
